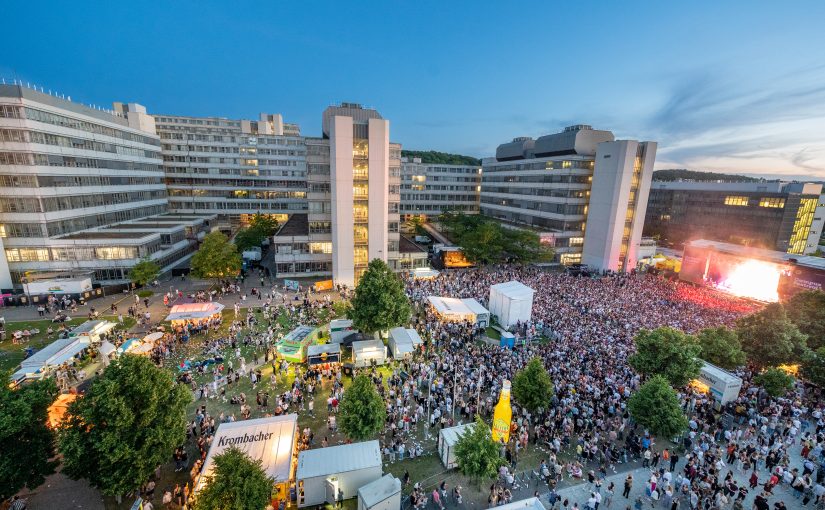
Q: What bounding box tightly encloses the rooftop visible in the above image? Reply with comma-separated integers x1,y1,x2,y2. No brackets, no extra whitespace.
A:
275,214,309,237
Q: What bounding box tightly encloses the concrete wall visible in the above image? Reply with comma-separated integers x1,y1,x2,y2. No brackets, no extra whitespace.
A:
330,116,355,287
367,118,389,263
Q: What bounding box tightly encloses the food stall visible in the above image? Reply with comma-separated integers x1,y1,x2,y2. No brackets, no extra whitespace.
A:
488,281,535,329
296,441,382,508
438,423,475,469
196,415,298,503
691,361,743,405
387,327,422,360
165,302,225,326
10,336,91,385
352,340,388,368
276,325,322,363
98,341,117,365
69,320,117,343
329,319,354,333
357,474,401,510
307,343,341,367
427,296,490,327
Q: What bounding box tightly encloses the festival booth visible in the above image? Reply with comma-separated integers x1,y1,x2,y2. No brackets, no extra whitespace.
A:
330,319,354,333
197,415,298,502
691,362,743,405
438,423,475,469
11,336,91,384
117,338,142,355
352,340,388,368
47,393,79,428
165,302,225,325
307,343,341,367
69,320,116,343
387,327,423,360
277,325,322,363
488,281,535,329
427,296,490,327
357,474,401,510
296,440,383,508
98,341,117,365
411,267,440,280
494,498,546,510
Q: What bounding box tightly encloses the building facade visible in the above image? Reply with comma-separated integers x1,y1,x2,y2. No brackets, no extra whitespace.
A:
154,113,304,231
644,181,825,255
0,85,212,289
481,125,657,271
400,157,481,221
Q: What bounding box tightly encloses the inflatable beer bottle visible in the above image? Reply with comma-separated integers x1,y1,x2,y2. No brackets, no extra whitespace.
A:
491,380,512,443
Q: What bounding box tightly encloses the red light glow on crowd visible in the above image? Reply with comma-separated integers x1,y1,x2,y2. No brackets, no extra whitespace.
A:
715,259,781,302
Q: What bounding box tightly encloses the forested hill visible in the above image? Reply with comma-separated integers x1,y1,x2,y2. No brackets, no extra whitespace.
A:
401,150,481,166
653,169,763,182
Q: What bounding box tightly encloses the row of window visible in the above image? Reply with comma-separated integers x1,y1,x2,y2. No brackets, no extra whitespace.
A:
481,197,587,216
482,186,589,199
400,193,479,202
0,190,167,214
401,164,480,174
482,174,592,184
401,204,479,213
5,245,141,262
276,261,333,274
0,129,161,159
165,178,306,188
168,201,307,211
0,151,164,172
483,160,595,173
168,190,306,200
164,166,305,178
0,105,160,146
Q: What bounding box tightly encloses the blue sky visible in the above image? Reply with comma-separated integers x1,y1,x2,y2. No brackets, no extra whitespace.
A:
3,1,825,179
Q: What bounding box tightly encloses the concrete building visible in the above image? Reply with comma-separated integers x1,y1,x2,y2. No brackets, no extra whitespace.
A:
400,157,481,221
644,181,825,255
0,84,212,288
154,113,304,231
481,125,657,271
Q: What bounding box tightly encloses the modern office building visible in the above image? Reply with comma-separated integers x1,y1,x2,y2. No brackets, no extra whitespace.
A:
481,125,657,271
644,181,825,254
400,157,481,221
0,84,213,289
154,113,304,231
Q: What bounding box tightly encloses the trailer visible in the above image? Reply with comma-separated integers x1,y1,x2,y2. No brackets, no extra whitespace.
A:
358,474,401,510
296,441,383,508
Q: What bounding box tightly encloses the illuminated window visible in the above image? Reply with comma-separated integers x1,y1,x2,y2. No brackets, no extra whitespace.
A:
759,197,786,208
660,214,671,221
561,161,572,169
568,237,584,246
241,159,258,166
788,198,818,254
309,242,332,254
724,196,749,206
560,253,582,265
412,175,426,182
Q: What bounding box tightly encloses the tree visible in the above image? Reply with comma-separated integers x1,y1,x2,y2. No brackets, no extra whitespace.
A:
338,375,386,441
0,378,58,500
58,355,191,498
512,358,554,413
628,327,702,387
460,220,504,265
348,259,411,335
754,368,794,397
247,212,279,238
191,231,242,279
453,417,504,487
696,327,746,369
437,211,552,265
193,447,272,510
628,375,688,439
786,291,825,350
234,227,266,252
802,347,825,387
502,228,554,264
736,303,808,368
129,258,160,287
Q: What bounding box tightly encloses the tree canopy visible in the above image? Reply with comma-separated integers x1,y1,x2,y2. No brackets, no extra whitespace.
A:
696,327,746,369
652,169,761,182
129,258,161,287
439,211,553,265
338,375,387,441
735,303,808,368
191,231,242,279
347,259,411,334
453,417,504,485
754,368,794,397
628,375,688,439
58,355,192,497
234,214,280,252
802,347,825,387
628,327,702,387
401,150,481,166
0,378,59,500
512,357,553,413
785,290,825,350
193,447,272,510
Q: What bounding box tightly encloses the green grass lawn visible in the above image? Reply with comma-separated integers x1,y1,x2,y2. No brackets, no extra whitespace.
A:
0,316,137,372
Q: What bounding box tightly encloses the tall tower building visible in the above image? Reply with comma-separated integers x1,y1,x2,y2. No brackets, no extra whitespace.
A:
323,103,400,286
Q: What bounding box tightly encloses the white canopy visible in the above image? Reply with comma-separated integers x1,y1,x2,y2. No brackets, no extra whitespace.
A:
358,474,401,509
142,331,164,342
166,302,225,321
488,281,534,329
132,342,155,355
98,341,117,357
411,268,440,279
352,340,387,367
427,296,489,325
494,498,546,510
306,343,340,358
296,440,381,480
439,422,475,448
70,320,116,340
21,337,90,370
388,327,421,359
197,415,297,493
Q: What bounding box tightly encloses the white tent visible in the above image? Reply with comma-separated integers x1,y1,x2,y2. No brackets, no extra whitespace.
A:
142,331,164,342
494,498,546,510
296,440,383,508
488,281,535,329
427,296,490,326
387,327,421,360
438,422,475,468
166,302,225,322
358,474,401,510
352,340,387,367
411,268,439,280
329,319,353,332
20,336,91,371
197,415,297,494
98,340,117,361
69,320,116,342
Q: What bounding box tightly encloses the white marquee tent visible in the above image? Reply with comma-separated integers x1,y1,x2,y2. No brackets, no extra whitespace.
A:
352,340,387,367
166,302,225,322
427,296,490,327
296,440,383,507
387,327,423,360
438,422,475,469
488,281,535,329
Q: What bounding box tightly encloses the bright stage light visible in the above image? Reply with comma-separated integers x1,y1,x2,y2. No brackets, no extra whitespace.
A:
717,259,781,302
